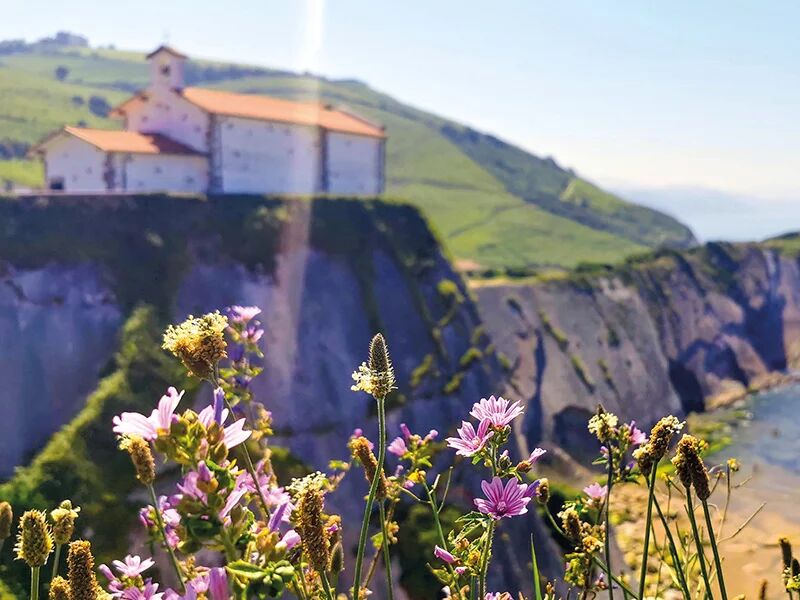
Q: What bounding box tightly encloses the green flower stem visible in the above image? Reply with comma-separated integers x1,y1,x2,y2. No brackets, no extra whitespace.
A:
479,520,496,598
470,575,478,600
320,571,335,600
424,481,456,577
208,371,271,520
685,491,713,600
605,450,615,600
652,495,690,600
702,499,728,600
352,394,388,597
148,484,185,593
30,566,40,600
51,544,62,581
378,500,395,600
637,466,658,599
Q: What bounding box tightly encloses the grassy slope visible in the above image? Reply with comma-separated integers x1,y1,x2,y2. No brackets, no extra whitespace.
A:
0,46,695,269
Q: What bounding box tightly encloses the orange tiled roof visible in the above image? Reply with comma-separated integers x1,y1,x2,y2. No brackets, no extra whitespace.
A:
179,87,386,138
58,127,203,155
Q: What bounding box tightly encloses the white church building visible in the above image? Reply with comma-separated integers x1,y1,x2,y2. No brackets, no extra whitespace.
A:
32,46,387,196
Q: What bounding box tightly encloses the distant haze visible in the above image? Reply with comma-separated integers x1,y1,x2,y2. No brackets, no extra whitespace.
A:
609,184,800,243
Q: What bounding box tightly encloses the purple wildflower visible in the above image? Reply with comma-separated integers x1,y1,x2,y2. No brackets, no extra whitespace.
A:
446,419,494,457
474,477,532,520
196,404,251,448
434,545,456,564
228,344,245,363
400,423,412,439
527,447,546,464
280,529,301,550
113,387,184,440
212,388,225,425
470,396,524,427
387,437,408,457
242,324,264,343
583,482,608,502
227,305,261,324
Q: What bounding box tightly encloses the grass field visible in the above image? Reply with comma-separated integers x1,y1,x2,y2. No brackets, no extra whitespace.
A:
0,43,694,269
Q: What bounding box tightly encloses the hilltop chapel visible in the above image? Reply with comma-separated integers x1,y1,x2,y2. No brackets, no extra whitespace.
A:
32,46,387,195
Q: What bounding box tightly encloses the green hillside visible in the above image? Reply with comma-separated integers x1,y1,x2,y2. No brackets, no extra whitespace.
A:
0,40,696,269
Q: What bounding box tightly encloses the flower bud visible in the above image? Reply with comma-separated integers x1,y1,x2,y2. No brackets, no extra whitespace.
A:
781,537,794,570
0,501,12,541
67,540,100,600
51,500,80,546
672,435,710,500
536,478,550,505
14,509,53,568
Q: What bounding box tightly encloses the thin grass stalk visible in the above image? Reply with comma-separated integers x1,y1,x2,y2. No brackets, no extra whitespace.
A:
605,449,615,600
530,534,543,600
30,566,40,600
637,466,658,598
352,394,388,596
685,491,713,600
470,575,478,600
653,495,690,600
479,520,496,598
702,499,728,600
51,543,62,580
147,484,185,592
378,501,395,600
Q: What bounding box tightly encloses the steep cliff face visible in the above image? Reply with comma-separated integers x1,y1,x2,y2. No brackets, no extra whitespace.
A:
0,194,558,597
475,243,800,459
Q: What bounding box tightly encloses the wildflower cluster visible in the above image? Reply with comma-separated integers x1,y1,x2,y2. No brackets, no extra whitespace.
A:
429,395,545,599
0,311,761,600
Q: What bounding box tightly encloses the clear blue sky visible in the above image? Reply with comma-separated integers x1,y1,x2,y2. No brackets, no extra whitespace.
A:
3,1,799,206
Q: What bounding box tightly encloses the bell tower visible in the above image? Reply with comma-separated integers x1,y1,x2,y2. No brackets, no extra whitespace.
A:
146,45,187,91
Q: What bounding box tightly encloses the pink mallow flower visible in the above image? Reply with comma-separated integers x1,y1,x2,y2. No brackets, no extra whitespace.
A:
113,387,184,440
470,396,524,427
583,482,608,502
628,421,647,446
196,404,251,449
446,419,494,457
112,555,155,577
387,437,408,457
474,477,532,520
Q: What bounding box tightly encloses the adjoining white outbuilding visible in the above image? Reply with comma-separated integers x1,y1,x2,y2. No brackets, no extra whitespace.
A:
32,46,387,195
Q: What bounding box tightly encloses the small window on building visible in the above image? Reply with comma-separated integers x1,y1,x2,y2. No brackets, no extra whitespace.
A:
48,177,65,191
154,166,163,174
161,64,171,76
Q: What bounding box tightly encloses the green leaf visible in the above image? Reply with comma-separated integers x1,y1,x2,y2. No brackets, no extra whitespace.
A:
226,560,268,581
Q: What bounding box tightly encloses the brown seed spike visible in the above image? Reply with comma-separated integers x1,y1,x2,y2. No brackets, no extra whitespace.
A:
298,488,330,573
0,501,12,540
780,537,794,570
67,540,100,600
49,576,70,600
368,333,391,374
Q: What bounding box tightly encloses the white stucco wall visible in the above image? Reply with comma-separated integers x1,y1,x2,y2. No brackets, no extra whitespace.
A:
43,136,108,192
325,132,383,195
125,90,210,152
217,116,322,194
121,154,208,193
